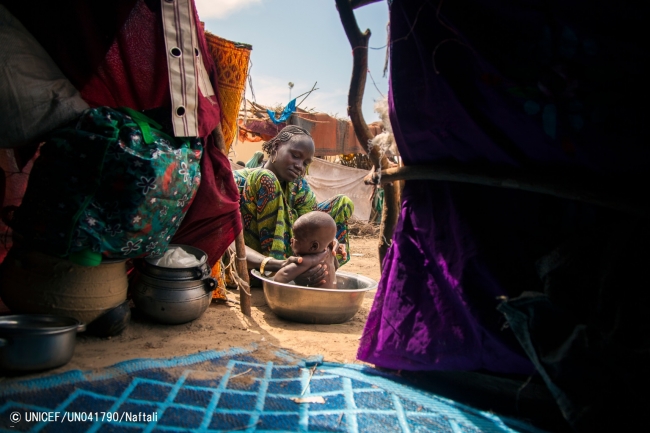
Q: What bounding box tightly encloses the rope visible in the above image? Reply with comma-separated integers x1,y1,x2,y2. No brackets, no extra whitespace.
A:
367,69,385,98
232,272,251,297
225,248,251,297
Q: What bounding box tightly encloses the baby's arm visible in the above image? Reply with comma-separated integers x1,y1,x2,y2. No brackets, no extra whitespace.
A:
273,261,309,283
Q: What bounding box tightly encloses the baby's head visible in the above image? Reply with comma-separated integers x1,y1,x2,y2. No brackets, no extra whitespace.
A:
291,211,337,256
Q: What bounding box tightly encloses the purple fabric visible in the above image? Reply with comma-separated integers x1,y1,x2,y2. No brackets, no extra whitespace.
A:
243,119,286,137
358,180,535,374
387,0,646,174
358,0,646,373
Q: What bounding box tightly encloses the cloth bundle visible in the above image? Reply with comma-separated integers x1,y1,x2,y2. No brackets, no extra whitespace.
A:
11,107,202,264
154,246,202,268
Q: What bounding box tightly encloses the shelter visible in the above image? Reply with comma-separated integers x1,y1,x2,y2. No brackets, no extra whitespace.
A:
2,0,645,430
234,101,384,161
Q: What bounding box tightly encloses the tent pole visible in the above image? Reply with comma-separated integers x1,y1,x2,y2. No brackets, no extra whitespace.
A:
364,165,648,216
213,124,251,315
234,230,251,316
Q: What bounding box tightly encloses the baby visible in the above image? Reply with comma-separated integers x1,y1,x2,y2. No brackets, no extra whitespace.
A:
273,211,338,288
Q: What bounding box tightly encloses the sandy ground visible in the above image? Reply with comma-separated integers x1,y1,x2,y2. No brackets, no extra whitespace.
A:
26,234,382,378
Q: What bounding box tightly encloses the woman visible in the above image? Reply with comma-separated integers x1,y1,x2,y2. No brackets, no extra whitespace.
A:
233,125,354,285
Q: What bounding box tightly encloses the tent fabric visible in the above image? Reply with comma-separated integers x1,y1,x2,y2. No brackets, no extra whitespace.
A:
305,158,376,222
241,118,286,139
358,180,536,374
0,5,89,149
239,110,383,157
2,0,242,267
290,114,384,156
387,0,646,176
359,0,648,376
497,212,650,432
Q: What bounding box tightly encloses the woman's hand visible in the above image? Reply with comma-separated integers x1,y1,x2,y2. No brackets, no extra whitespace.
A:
292,249,330,287
332,239,347,264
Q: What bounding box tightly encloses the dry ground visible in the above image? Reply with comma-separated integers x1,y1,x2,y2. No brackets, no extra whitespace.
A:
35,234,382,377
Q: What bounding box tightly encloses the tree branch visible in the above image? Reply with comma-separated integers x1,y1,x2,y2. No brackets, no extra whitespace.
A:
350,0,383,10
336,0,400,266
335,0,375,161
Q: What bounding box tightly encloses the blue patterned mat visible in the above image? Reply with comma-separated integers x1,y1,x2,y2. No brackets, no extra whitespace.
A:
0,347,545,432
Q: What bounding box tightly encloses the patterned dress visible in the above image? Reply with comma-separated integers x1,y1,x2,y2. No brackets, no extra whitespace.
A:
233,168,353,266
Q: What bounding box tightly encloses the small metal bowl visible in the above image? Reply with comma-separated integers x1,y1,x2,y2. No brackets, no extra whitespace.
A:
251,270,378,324
0,314,85,372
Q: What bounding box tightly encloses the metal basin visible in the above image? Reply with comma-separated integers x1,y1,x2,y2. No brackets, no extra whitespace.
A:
0,314,86,372
251,270,378,324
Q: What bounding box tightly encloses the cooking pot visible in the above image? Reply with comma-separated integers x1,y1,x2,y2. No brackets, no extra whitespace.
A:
136,244,211,281
0,314,86,372
131,273,216,324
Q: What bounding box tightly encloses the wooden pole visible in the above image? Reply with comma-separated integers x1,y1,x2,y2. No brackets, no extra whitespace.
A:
212,124,251,315
234,230,251,316
363,164,648,216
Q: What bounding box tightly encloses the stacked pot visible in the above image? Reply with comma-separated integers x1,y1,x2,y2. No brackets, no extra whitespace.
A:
131,245,217,325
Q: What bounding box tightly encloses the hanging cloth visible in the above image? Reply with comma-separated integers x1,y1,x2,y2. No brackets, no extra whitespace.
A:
267,98,296,124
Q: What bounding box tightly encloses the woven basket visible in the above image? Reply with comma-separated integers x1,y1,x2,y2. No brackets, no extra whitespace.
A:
0,248,127,324
204,32,252,152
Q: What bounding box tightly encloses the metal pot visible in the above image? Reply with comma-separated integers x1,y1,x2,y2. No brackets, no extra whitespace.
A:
131,273,216,325
251,270,378,324
0,314,86,372
136,244,211,281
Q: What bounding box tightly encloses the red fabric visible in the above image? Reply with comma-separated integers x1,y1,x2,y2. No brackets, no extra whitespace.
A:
78,0,169,112
170,1,241,264
3,0,241,266
2,0,138,91
242,119,287,137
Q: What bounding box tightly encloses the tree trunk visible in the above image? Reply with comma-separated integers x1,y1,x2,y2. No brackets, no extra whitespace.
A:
335,0,399,268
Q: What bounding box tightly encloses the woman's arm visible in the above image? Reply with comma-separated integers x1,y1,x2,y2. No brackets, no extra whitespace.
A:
227,241,329,280
228,241,290,272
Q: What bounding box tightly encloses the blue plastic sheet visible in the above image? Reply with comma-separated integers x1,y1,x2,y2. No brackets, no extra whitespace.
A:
267,98,296,124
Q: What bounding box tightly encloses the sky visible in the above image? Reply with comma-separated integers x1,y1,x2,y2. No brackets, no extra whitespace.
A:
197,0,390,123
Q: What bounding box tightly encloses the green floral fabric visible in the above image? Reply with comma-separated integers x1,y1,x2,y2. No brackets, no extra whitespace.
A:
12,107,202,260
